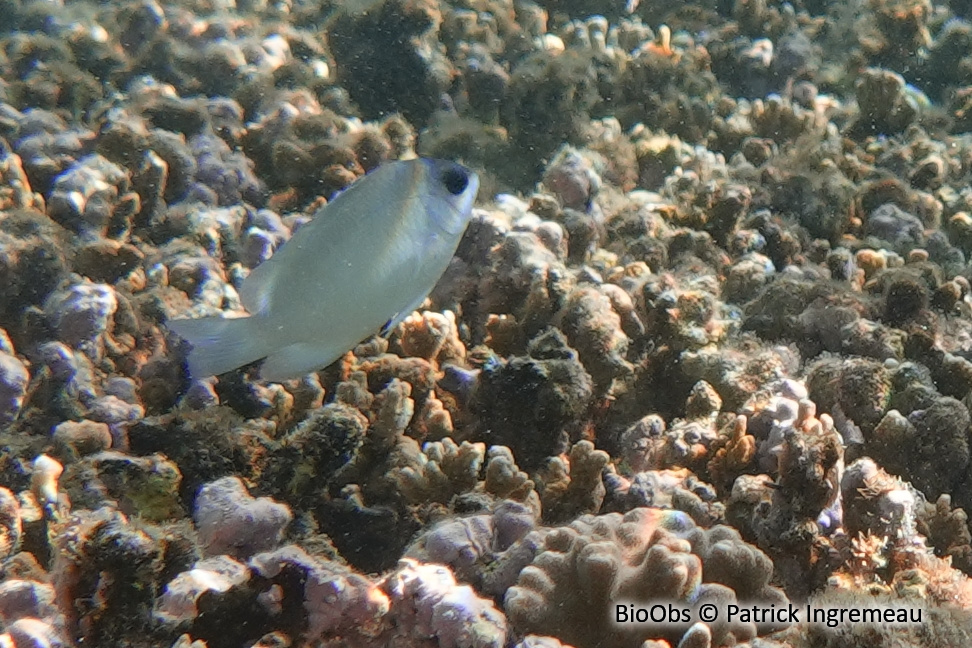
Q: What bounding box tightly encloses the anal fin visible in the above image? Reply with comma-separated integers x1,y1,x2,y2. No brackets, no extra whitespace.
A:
167,315,269,379
259,341,348,382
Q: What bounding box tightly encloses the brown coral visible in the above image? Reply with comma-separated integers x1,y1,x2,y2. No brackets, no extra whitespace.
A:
504,507,786,648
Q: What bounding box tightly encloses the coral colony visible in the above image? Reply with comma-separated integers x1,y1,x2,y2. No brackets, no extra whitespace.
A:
4,0,972,647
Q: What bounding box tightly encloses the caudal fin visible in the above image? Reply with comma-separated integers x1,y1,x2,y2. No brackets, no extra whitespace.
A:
167,315,271,379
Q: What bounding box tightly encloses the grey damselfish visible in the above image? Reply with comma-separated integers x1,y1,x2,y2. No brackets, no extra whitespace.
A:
167,158,480,381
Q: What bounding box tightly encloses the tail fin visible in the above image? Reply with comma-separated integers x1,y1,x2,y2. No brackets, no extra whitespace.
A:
167,315,272,379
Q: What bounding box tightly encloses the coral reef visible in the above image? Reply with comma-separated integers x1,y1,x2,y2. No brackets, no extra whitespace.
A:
6,0,972,646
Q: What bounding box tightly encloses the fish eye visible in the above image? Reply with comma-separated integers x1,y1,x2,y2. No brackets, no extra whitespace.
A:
441,166,469,195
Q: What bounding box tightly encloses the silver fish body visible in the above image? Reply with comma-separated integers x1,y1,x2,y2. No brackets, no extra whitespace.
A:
168,158,479,381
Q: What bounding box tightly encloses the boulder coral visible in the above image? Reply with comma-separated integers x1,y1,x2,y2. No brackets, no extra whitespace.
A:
504,507,787,648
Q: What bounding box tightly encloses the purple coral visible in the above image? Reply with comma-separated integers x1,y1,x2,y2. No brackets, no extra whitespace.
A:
0,350,28,424
44,281,118,356
249,545,388,640
194,476,292,558
406,500,541,599
188,132,265,207
382,559,508,648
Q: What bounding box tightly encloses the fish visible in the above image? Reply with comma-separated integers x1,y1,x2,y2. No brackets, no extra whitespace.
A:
167,157,480,382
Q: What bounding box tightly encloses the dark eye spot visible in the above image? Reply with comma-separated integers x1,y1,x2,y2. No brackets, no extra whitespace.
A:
441,166,469,195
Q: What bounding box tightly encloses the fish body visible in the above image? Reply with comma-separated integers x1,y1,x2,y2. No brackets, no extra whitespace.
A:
168,158,479,381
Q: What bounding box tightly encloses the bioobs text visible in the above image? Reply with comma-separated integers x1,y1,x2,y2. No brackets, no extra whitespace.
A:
614,600,924,629
613,601,798,628
614,602,693,626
